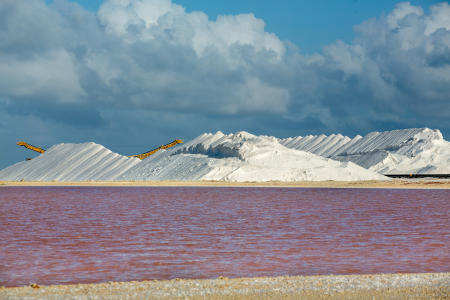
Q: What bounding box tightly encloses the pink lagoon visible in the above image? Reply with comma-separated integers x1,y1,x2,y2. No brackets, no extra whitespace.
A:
0,186,449,287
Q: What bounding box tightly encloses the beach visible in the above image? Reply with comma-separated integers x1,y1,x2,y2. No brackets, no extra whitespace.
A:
1,179,450,189
1,273,449,299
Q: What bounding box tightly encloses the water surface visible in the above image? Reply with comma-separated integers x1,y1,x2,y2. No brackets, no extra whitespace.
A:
0,186,448,286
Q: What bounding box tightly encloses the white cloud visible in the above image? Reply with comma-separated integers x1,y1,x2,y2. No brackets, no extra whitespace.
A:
98,0,285,58
98,0,182,37
195,13,285,57
387,2,424,29
0,50,84,102
229,78,290,114
323,41,365,76
425,2,450,35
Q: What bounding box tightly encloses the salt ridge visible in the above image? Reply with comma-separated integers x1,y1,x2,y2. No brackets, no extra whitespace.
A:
279,128,450,174
0,128,447,182
120,132,386,182
0,132,386,182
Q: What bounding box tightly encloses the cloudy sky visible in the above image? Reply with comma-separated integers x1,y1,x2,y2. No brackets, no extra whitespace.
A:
1,0,449,168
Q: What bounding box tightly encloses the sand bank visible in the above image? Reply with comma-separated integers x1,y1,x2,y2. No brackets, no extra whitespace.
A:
1,273,448,299
1,179,449,189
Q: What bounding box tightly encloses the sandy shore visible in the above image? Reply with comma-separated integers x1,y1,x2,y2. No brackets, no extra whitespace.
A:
1,273,449,299
1,179,449,189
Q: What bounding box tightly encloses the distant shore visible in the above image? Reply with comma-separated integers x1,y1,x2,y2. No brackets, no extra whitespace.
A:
1,179,449,189
1,273,448,299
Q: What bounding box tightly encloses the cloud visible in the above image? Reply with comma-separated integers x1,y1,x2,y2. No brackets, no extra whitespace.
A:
313,2,450,130
0,50,84,101
98,0,285,57
0,0,449,168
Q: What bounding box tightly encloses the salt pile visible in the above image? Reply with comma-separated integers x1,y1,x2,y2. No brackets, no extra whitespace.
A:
1,128,447,182
0,143,140,181
0,132,386,182
280,128,450,175
120,131,386,181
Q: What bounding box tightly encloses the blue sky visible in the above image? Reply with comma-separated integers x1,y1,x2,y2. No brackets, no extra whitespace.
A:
1,0,449,168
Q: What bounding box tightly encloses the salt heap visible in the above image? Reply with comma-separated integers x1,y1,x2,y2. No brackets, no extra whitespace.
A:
0,132,386,182
0,142,140,181
2,128,446,182
280,128,450,174
120,131,386,181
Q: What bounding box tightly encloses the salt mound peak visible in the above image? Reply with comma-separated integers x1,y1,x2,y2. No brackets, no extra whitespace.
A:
122,131,387,182
280,133,353,157
338,128,443,156
281,128,449,174
280,128,444,157
368,129,450,174
0,142,140,181
176,131,280,160
334,128,450,174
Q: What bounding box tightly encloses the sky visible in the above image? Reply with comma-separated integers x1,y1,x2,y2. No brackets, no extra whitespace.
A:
1,0,449,168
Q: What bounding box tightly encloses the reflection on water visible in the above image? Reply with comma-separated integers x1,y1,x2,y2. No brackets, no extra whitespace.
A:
0,186,449,286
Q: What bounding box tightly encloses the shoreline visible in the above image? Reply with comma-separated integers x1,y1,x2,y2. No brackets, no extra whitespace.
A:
1,273,449,299
1,179,449,189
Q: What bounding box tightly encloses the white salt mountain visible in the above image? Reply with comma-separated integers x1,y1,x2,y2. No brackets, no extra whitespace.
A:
120,131,386,181
0,132,386,182
279,128,450,174
1,128,447,182
0,142,140,181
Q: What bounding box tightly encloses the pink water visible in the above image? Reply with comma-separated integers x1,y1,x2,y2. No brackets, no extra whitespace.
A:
0,187,449,287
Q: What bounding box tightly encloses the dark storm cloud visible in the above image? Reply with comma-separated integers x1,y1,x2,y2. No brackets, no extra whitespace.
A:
0,0,449,168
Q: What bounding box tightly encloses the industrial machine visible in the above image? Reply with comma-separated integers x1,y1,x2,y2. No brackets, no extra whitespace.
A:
16,141,46,153
16,139,183,160
127,139,183,160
